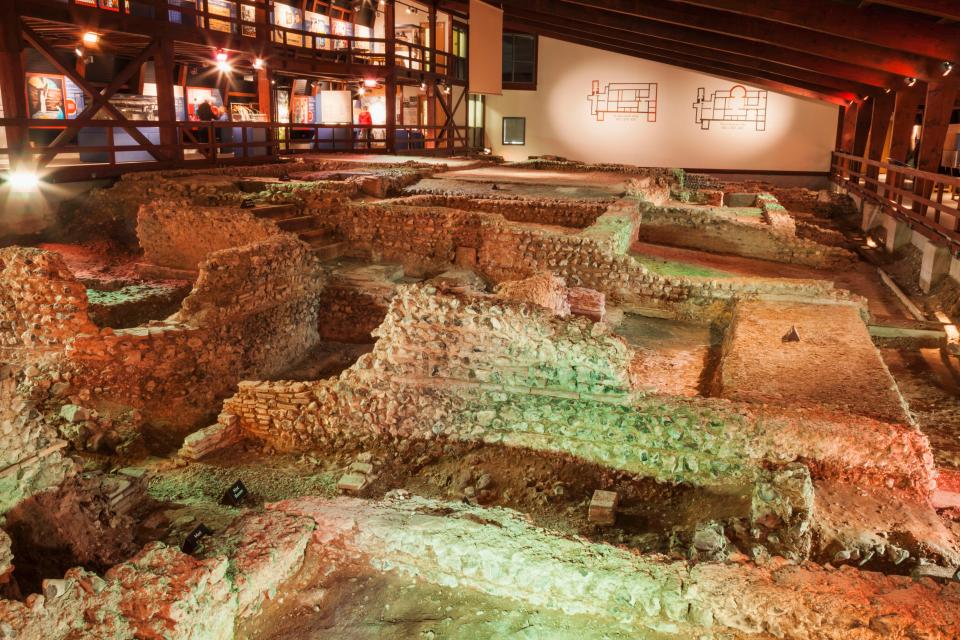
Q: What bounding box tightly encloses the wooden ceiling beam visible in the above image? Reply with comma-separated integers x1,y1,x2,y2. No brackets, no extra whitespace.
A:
859,0,960,23
506,11,874,97
555,0,945,81
499,0,901,89
520,29,849,105
670,0,960,61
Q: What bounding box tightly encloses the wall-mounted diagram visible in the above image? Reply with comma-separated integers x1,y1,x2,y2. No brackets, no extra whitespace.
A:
588,81,658,122
693,85,767,131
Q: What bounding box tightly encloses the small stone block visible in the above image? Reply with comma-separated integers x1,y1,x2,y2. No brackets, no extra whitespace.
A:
588,489,619,525
337,473,368,494
350,461,374,475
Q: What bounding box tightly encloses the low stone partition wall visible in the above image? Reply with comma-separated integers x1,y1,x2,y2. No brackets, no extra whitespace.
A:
307,199,856,321
0,510,315,639
0,366,71,514
217,286,934,496
269,495,960,640
637,200,854,270
388,194,607,228
1,237,324,430
136,200,280,271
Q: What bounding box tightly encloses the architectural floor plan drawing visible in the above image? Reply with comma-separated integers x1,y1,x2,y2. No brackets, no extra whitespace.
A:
588,80,658,122
693,85,768,130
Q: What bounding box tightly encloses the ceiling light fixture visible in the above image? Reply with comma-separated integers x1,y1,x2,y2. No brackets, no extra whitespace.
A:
943,61,954,76
215,49,228,63
363,78,378,88
253,57,264,70
904,77,918,87
82,31,99,46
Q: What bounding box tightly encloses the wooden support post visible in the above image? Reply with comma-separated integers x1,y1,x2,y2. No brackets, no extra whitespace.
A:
839,102,858,153
429,1,438,74
889,84,924,164
385,0,396,154
0,11,29,171
849,98,873,180
912,79,960,216
864,91,896,192
154,38,180,161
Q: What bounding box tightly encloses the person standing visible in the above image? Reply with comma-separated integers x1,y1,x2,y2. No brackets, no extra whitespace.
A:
357,104,373,149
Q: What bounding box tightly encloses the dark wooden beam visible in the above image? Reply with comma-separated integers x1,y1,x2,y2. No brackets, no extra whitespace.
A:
556,0,945,81
500,0,901,89
384,0,396,153
913,79,960,213
863,0,960,22
0,3,29,171
507,15,870,97
529,30,849,104
840,102,859,153
853,99,874,160
864,91,897,191
671,0,960,61
888,83,925,163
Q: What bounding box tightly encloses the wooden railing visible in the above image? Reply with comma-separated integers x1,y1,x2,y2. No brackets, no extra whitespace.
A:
831,151,960,247
0,118,473,180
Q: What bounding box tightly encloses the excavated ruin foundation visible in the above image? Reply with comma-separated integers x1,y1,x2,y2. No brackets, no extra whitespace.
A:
0,157,959,639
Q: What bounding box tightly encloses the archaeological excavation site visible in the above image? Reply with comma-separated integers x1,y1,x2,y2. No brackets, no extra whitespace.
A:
2,1,960,638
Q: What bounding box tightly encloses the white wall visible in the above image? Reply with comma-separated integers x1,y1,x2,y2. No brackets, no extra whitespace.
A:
486,37,840,171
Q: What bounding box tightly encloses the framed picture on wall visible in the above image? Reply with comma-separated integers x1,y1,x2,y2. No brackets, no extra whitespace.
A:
26,73,66,120
98,0,121,11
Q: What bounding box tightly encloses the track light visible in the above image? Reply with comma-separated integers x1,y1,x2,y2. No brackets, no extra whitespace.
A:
82,32,99,46
904,77,918,87
943,61,954,76
6,171,40,193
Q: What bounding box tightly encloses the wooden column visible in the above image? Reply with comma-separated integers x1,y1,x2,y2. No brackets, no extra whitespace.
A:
429,2,438,74
852,99,873,158
385,0,396,153
864,90,896,192
912,79,960,215
888,84,924,164
154,38,180,161
0,9,29,171
839,102,858,153
257,67,272,121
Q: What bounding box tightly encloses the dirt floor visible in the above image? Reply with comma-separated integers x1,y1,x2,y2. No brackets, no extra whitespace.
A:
882,348,960,470
615,313,718,396
407,177,624,201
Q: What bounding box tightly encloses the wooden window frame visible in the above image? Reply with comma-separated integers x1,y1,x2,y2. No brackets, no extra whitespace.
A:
502,116,525,145
502,31,537,91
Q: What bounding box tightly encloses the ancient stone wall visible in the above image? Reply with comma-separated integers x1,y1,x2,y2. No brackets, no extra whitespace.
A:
0,366,71,514
217,286,934,496
136,200,280,271
388,194,606,228
316,284,397,344
308,200,853,320
0,248,97,350
62,235,323,428
637,202,854,270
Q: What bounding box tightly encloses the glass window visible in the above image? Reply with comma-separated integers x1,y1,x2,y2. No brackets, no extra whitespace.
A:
502,117,525,145
502,33,536,86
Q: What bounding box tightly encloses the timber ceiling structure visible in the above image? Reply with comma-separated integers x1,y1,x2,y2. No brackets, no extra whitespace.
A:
448,0,960,106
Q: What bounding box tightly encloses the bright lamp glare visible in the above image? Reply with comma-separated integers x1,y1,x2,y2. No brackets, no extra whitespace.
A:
363,78,378,88
82,32,99,45
7,171,39,193
216,60,232,73
253,57,264,70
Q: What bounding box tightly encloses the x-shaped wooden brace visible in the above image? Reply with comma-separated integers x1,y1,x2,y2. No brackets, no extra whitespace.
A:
434,85,466,146
21,23,166,167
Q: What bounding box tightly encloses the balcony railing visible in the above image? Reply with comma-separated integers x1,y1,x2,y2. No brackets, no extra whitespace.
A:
831,151,960,248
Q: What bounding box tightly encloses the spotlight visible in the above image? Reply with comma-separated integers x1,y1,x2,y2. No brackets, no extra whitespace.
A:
358,87,366,96
904,77,918,87
215,49,228,63
74,47,84,58
6,171,39,193
363,78,378,88
884,88,892,93
943,61,954,76
216,60,232,73
82,31,99,46
419,81,427,91
253,57,264,70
